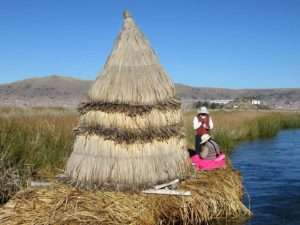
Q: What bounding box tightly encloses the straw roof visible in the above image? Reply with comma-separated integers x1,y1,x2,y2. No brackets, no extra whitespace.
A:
88,10,175,104
64,11,191,190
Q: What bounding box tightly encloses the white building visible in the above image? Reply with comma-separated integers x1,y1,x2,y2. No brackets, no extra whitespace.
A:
251,99,261,105
209,99,233,105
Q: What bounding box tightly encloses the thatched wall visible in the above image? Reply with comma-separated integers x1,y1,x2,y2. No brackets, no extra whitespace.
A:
65,135,189,190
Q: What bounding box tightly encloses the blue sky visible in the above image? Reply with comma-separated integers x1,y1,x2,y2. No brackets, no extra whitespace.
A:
0,0,299,88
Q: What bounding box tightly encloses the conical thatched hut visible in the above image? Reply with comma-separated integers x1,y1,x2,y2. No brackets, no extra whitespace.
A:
0,12,252,224
64,11,191,190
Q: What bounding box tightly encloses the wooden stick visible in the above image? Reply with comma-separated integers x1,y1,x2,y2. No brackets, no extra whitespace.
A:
154,179,179,190
142,189,191,196
30,181,52,187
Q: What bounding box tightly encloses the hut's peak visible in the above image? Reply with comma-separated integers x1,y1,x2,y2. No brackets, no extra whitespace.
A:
123,10,131,19
88,10,175,104
122,10,136,30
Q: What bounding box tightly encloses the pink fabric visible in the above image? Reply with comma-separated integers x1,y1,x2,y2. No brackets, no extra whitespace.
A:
191,154,226,171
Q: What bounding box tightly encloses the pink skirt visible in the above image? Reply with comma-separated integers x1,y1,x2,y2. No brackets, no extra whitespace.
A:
191,154,226,171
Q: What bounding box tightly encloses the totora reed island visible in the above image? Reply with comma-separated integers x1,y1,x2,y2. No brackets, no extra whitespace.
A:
1,8,300,225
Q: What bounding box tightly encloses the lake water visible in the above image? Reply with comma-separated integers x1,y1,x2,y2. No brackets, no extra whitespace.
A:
230,129,300,225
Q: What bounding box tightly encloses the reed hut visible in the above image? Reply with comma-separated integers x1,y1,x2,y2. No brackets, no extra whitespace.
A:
64,11,191,190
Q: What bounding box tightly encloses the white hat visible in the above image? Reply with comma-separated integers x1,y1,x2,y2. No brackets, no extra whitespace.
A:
197,106,209,114
200,134,211,144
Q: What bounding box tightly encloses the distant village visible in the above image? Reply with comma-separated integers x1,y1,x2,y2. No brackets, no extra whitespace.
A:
191,96,270,111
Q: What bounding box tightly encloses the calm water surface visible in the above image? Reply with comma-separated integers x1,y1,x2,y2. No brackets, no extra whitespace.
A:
230,129,300,225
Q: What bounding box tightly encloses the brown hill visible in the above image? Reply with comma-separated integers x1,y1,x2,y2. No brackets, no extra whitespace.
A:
0,76,300,109
0,75,92,107
176,84,300,109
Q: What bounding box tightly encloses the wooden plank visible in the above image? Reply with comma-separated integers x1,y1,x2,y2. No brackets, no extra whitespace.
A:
142,189,191,196
154,179,179,190
30,181,52,187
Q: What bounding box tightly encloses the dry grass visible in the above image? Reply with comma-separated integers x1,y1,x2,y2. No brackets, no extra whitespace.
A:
0,168,251,225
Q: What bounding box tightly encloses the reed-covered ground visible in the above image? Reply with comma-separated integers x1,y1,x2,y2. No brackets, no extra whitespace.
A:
1,107,300,203
0,168,251,225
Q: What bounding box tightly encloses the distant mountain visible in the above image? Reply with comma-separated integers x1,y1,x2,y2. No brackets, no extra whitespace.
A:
176,84,300,109
0,75,92,107
0,76,300,109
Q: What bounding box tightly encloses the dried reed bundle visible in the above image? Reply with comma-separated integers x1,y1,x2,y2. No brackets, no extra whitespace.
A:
64,11,191,190
73,124,184,144
65,136,190,190
0,168,251,225
80,109,182,130
78,98,181,116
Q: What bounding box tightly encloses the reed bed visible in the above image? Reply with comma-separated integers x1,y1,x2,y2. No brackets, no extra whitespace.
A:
0,168,251,225
0,108,77,203
1,108,300,224
184,110,300,152
0,110,299,179
1,109,300,202
0,109,76,176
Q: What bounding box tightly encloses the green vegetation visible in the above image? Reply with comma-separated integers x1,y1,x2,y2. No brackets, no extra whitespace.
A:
0,107,77,203
0,108,300,203
184,111,300,152
0,108,76,174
